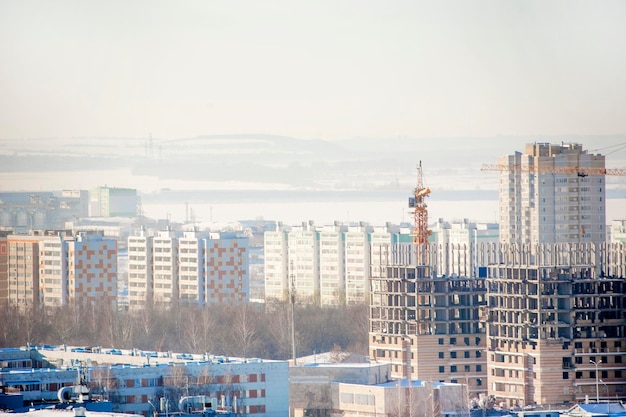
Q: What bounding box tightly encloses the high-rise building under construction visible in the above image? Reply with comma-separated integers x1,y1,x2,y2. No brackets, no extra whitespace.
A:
368,143,626,408
485,143,625,407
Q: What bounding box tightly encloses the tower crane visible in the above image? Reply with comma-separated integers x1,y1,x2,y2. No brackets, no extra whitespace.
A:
409,161,432,265
480,164,626,177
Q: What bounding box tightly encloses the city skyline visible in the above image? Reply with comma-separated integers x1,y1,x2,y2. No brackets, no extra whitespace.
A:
1,136,626,226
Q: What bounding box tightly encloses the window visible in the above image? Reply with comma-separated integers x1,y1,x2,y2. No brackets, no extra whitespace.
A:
476,365,482,372
451,352,457,359
450,338,456,345
439,366,445,373
438,338,444,345
563,372,569,380
439,352,444,359
576,372,582,379
464,351,470,358
451,366,457,373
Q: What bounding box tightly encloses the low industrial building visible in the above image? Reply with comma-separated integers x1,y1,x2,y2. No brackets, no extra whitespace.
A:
290,360,470,417
0,346,289,417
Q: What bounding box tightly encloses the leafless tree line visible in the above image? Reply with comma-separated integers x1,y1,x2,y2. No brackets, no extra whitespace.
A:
0,301,369,359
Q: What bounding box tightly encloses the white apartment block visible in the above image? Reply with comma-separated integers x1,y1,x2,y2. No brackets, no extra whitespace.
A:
431,218,499,277
498,143,606,245
264,222,411,306
39,234,67,306
179,230,206,303
344,225,370,305
152,230,178,305
127,230,249,308
288,224,319,304
128,232,153,308
318,225,344,306
610,219,626,244
264,227,288,301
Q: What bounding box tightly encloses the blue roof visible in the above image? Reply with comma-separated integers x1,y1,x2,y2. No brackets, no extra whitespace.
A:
574,403,626,415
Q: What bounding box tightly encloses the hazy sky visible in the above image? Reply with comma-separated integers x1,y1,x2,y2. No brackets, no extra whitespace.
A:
1,1,625,141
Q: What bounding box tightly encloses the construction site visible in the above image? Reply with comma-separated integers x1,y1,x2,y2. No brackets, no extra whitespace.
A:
368,143,626,409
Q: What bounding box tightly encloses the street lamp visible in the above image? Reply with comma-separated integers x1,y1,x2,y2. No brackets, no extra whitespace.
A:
590,360,602,403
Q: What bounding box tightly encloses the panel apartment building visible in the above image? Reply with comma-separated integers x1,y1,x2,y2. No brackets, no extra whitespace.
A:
498,142,606,245
128,229,249,308
264,222,413,306
1,231,117,308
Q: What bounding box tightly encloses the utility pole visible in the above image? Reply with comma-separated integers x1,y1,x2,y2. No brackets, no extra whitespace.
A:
290,262,297,366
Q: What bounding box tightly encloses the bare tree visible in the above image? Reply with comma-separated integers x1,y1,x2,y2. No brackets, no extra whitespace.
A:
265,302,293,359
231,304,259,358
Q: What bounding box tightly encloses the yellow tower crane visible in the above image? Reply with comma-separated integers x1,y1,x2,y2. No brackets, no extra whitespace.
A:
409,161,432,265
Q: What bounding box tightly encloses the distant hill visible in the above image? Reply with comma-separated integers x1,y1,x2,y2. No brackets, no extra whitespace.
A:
2,134,625,194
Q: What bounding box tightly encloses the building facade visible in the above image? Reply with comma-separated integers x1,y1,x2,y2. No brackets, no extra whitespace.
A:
431,219,499,278
5,235,40,308
127,230,249,308
318,225,345,306
484,143,623,407
89,187,138,218
0,233,8,304
264,222,412,306
369,256,488,399
67,233,117,306
4,231,118,308
498,143,606,245
128,231,153,308
38,233,69,306
152,230,179,306
287,224,320,304
264,224,289,302
0,346,289,417
485,243,626,408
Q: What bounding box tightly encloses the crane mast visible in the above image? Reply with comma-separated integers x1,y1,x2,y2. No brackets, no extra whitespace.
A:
409,161,431,265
